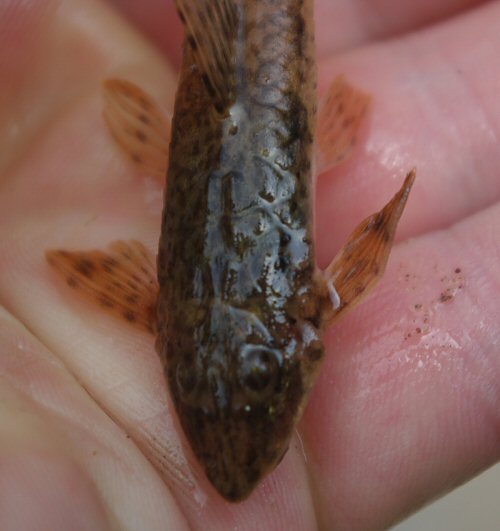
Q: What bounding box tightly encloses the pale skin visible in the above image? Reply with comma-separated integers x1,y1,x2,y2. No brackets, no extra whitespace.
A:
0,0,499,529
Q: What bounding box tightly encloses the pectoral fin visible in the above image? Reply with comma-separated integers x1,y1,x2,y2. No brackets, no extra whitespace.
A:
321,170,416,326
316,76,371,174
46,240,158,333
103,79,171,181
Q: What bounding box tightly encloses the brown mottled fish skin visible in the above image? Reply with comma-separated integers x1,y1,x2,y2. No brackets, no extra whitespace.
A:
156,0,322,501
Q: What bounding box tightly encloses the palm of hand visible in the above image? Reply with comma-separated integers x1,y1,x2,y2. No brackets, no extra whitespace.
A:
0,1,499,529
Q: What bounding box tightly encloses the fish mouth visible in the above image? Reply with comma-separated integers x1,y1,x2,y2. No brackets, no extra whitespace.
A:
207,467,257,502
202,425,263,502
198,412,290,502
174,369,298,501
206,444,289,502
205,450,265,502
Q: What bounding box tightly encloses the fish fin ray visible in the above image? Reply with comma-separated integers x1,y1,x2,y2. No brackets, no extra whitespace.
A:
316,76,371,174
174,0,238,110
103,78,170,181
46,240,158,333
321,170,416,325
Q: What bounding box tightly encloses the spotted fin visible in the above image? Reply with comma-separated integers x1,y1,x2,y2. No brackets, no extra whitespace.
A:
321,170,416,325
174,0,238,111
316,76,371,173
103,79,170,181
46,241,158,333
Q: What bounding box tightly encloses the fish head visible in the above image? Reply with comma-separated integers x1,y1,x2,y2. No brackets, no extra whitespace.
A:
169,302,324,501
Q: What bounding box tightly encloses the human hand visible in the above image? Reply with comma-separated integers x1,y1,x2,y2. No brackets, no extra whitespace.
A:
0,0,499,529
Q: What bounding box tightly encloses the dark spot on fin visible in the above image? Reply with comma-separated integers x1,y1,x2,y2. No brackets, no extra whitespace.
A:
174,0,238,112
316,75,371,174
102,78,171,182
45,240,159,333
321,170,416,325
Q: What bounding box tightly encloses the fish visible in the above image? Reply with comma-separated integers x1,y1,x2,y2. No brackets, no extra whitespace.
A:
46,0,415,502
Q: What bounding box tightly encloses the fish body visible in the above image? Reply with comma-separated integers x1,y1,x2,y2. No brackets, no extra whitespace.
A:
46,0,415,503
157,0,322,501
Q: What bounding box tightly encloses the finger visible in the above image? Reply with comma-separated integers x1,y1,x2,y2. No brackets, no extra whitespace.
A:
104,0,490,64
316,1,500,266
304,201,500,529
0,309,185,530
104,0,184,69
0,0,177,174
315,0,490,56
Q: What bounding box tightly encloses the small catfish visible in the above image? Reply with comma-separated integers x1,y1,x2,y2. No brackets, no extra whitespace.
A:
46,0,415,502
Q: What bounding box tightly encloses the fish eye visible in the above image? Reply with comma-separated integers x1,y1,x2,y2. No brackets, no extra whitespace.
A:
239,345,281,395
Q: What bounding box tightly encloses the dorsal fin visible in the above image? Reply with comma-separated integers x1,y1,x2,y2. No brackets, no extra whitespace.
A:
174,0,238,111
